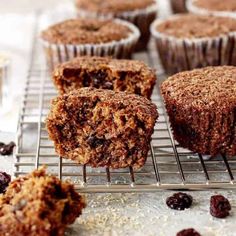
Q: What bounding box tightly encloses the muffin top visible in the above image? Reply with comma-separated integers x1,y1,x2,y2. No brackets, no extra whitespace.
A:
155,14,236,38
41,19,132,44
55,56,155,77
161,66,236,110
76,0,156,14
192,0,236,12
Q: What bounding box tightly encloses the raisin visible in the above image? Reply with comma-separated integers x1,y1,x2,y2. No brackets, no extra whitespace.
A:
0,171,11,194
210,195,231,218
118,71,127,81
0,142,15,155
54,184,67,199
177,228,201,236
91,71,107,88
63,68,80,78
166,192,193,210
87,135,104,149
134,87,141,95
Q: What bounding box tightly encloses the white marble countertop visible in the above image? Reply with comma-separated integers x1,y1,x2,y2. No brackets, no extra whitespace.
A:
0,1,236,236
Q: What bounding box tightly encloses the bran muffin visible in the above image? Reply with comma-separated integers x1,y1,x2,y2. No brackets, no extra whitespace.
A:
150,14,236,74
0,167,86,236
161,66,236,157
170,0,187,13
40,18,140,70
187,0,236,18
52,56,157,99
46,88,158,169
75,0,158,51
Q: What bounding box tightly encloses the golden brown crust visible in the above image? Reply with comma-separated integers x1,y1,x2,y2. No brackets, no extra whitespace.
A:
46,88,158,169
76,0,155,13
193,0,236,12
0,167,86,236
161,66,236,156
52,56,156,99
41,19,131,44
156,14,236,38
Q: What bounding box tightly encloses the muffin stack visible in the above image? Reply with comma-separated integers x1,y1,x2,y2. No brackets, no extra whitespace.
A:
41,0,236,171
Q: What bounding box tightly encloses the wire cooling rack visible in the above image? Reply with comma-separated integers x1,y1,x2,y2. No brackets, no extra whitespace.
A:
14,17,236,193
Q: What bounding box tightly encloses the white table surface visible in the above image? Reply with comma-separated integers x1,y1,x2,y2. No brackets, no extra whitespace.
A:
0,1,236,235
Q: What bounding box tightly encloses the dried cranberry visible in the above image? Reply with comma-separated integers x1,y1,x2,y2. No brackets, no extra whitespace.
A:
0,172,11,194
210,195,231,218
177,228,201,236
0,142,15,155
166,192,193,210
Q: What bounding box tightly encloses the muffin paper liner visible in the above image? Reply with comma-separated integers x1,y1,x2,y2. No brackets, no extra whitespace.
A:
76,3,158,51
170,0,187,13
187,0,236,18
150,17,236,75
40,19,140,71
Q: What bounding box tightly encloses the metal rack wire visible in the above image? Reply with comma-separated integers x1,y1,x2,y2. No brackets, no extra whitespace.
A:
14,17,236,193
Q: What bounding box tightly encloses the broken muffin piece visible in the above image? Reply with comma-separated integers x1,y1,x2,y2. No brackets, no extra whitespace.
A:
46,88,158,169
0,167,86,236
52,56,157,99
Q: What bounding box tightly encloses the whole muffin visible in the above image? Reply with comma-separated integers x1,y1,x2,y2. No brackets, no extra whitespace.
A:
75,0,158,51
52,56,156,99
161,66,236,157
170,0,187,13
187,0,236,18
0,167,86,236
40,18,140,70
46,88,158,169
150,14,236,75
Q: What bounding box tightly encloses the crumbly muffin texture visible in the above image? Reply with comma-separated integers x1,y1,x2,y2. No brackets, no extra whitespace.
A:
156,14,236,38
52,56,156,99
46,88,158,169
41,19,131,44
193,0,236,12
161,66,236,156
76,0,155,13
0,167,86,236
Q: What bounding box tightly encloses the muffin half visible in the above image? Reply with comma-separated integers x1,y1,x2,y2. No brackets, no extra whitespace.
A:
46,88,158,169
52,56,157,99
151,14,236,74
161,66,236,157
0,167,86,236
40,18,140,70
75,0,158,51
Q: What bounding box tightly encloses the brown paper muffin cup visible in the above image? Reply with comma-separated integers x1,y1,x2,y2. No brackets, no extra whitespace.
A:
41,19,140,71
76,3,158,51
187,0,236,18
150,18,236,75
170,0,187,13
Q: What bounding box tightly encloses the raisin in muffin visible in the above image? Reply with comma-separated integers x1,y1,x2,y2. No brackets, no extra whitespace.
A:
75,0,158,51
46,88,158,169
161,66,236,157
52,56,156,99
151,14,236,74
41,18,140,70
0,167,86,236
